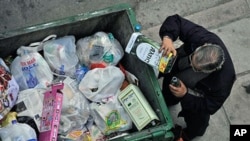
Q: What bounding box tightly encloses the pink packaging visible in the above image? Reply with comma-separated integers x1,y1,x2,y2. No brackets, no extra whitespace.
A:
39,83,64,141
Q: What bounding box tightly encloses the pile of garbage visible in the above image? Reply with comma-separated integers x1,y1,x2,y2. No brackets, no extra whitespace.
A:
0,31,153,141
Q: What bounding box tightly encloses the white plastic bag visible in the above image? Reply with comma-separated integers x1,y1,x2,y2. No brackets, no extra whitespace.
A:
76,32,124,68
0,58,19,120
90,95,132,135
0,120,37,141
59,77,90,134
78,66,125,102
10,46,53,91
43,35,79,77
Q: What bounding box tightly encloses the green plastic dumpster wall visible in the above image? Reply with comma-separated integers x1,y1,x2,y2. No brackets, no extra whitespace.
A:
0,3,174,141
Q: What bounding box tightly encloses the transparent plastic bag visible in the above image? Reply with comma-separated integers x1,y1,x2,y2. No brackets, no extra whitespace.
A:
90,95,132,135
0,58,19,120
78,66,125,102
0,120,37,141
59,77,90,134
10,46,53,91
43,35,79,77
76,32,124,68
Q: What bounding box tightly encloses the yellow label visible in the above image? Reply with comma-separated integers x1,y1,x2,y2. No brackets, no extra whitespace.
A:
158,53,173,73
104,110,126,134
82,132,92,141
66,130,83,139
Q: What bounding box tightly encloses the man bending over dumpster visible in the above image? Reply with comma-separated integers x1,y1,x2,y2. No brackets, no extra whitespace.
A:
158,14,236,141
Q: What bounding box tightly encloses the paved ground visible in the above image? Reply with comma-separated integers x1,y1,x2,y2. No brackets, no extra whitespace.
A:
1,0,250,140
142,1,250,140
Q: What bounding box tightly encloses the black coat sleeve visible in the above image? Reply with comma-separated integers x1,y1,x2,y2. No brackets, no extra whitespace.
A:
159,14,217,46
181,85,234,115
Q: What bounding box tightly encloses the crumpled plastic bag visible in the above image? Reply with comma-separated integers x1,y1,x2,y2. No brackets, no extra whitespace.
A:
76,32,124,68
59,77,90,135
0,58,19,120
43,35,79,77
0,119,37,141
10,46,53,91
90,95,132,135
78,66,125,102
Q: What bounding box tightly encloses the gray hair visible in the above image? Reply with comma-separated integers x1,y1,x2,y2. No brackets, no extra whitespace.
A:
193,44,225,73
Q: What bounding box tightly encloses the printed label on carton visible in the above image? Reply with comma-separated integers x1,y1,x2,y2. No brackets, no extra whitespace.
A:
121,91,151,127
136,43,162,68
126,32,174,73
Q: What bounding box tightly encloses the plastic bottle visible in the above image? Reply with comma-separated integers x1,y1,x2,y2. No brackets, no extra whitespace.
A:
0,120,37,141
75,64,89,84
170,76,181,87
102,33,115,63
0,112,18,127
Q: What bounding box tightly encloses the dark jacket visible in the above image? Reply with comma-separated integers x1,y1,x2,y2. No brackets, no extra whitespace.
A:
159,14,236,115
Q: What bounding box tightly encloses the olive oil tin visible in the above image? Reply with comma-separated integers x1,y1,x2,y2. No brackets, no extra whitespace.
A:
118,84,159,131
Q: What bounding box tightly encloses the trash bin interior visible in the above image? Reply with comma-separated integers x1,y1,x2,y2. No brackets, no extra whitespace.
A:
0,4,173,140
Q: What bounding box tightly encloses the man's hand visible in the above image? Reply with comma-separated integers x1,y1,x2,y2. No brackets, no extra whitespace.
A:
160,36,177,56
169,80,187,98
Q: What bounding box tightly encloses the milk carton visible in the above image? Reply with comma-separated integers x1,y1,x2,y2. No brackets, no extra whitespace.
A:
39,83,64,141
125,32,175,73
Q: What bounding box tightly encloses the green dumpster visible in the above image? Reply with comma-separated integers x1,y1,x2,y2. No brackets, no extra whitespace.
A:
0,3,174,141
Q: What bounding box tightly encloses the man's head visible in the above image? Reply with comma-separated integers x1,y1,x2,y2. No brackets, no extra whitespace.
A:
189,44,225,73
